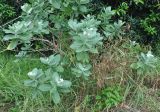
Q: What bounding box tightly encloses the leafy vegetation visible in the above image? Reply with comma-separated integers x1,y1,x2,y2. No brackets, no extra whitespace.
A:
0,1,15,24
95,86,123,111
0,0,160,111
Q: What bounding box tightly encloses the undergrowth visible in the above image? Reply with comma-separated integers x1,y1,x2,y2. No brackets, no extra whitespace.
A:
0,39,160,112
0,0,160,112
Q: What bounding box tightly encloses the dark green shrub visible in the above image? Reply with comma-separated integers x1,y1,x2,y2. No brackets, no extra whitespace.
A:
95,86,123,111
95,0,160,46
0,1,16,24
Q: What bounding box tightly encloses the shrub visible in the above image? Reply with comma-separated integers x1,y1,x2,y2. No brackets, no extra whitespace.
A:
95,86,123,110
0,1,15,24
2,0,124,104
99,0,160,47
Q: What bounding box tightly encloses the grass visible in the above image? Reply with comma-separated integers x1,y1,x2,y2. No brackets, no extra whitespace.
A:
0,39,160,112
0,52,95,112
0,53,47,112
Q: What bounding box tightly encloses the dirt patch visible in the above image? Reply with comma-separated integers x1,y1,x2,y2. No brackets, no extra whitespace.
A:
0,102,15,112
0,93,15,112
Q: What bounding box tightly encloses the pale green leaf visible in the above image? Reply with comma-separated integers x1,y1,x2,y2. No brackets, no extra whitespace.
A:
49,0,61,9
7,40,18,50
51,88,61,104
38,84,52,92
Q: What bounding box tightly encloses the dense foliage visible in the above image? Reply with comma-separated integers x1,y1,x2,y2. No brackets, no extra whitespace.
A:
1,0,124,104
0,0,160,111
110,0,160,44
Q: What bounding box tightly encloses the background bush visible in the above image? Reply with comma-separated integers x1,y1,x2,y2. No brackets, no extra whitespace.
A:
0,1,15,24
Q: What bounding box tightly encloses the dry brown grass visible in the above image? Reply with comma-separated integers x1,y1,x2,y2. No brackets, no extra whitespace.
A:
90,39,160,111
92,39,135,89
64,39,160,112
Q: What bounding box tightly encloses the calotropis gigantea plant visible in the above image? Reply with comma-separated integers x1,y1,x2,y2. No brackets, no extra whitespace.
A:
25,54,72,104
68,15,103,54
3,0,91,51
3,20,49,50
98,7,125,39
71,63,92,80
68,15,103,79
2,0,124,104
130,51,159,75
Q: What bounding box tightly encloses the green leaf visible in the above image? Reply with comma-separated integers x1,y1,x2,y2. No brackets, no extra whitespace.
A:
59,88,71,93
57,80,72,88
24,80,34,86
79,5,87,12
24,80,38,87
76,52,89,63
96,95,101,100
49,0,61,9
72,6,78,11
90,48,98,53
38,84,52,92
69,17,102,53
51,88,61,104
72,63,92,79
102,7,115,20
3,29,15,34
7,40,18,50
27,68,43,80
21,4,32,14
32,89,41,99
68,19,78,30
28,0,34,3
56,66,64,72
80,0,90,4
40,54,61,66
3,35,17,41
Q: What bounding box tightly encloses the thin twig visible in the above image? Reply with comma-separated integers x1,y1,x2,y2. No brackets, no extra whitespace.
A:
0,16,21,28
31,38,54,46
27,48,56,52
